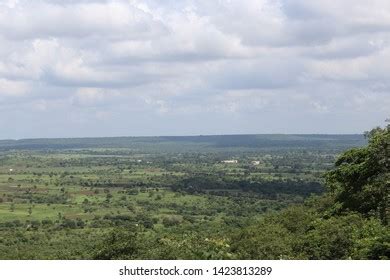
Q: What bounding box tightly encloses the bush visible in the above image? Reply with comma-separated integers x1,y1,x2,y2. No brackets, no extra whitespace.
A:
162,216,182,227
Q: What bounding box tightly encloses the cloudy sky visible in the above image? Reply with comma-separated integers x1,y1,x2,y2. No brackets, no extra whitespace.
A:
0,0,389,139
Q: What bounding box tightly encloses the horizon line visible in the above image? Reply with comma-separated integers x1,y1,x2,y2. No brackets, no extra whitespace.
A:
0,132,365,142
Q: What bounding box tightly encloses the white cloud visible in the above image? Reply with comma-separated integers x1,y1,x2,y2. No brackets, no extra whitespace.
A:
0,0,389,138
0,78,29,96
0,1,166,40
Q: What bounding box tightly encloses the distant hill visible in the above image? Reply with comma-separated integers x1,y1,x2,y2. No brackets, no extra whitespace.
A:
0,134,366,152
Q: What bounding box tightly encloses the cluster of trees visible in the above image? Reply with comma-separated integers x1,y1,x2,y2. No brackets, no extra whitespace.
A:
326,125,389,225
172,176,323,198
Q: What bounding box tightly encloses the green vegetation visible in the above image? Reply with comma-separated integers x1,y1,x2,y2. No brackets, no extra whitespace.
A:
0,132,388,259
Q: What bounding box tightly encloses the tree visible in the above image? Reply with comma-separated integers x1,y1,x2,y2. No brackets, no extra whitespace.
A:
326,123,389,224
93,228,139,260
231,222,293,259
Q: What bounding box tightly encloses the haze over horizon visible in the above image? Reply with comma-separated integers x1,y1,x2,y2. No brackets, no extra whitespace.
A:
0,132,366,142
0,0,389,138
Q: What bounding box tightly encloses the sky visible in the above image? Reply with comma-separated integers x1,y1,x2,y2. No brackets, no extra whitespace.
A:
0,0,389,139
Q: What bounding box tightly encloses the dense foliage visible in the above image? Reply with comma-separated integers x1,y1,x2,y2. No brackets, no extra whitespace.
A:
326,125,389,225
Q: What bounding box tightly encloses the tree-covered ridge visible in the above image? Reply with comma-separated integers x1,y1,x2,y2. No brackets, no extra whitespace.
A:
0,134,365,151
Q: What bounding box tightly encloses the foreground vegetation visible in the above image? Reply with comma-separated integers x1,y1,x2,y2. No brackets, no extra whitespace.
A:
0,132,388,259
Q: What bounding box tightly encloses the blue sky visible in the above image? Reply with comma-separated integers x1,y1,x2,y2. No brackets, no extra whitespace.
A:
0,0,389,139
